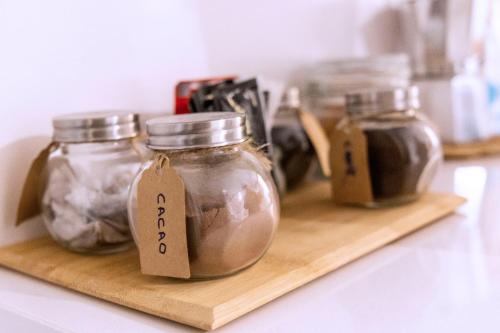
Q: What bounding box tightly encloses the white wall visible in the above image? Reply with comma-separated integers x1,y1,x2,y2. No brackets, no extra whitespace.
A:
0,0,209,144
0,0,210,244
0,0,399,245
197,0,401,82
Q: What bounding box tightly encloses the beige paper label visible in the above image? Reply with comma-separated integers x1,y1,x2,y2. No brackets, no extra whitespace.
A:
136,154,190,278
330,123,373,205
16,142,57,225
299,110,331,177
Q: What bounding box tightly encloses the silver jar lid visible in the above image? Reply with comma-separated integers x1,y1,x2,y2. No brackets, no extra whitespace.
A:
52,111,140,143
345,86,420,115
146,112,247,150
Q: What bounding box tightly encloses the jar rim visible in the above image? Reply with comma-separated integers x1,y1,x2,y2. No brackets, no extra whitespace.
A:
52,111,140,143
146,112,247,149
345,86,420,115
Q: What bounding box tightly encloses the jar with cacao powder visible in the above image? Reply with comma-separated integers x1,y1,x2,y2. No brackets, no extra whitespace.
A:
128,112,280,279
332,86,442,207
41,111,143,253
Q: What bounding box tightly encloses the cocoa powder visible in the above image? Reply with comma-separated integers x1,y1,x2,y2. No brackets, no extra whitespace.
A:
170,146,278,278
184,175,277,278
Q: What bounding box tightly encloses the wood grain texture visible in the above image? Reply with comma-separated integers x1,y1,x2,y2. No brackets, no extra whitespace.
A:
0,182,465,330
443,136,500,159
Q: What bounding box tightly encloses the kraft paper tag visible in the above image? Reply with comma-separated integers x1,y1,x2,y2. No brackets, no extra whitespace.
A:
16,142,57,225
330,123,373,204
136,153,190,278
299,110,331,177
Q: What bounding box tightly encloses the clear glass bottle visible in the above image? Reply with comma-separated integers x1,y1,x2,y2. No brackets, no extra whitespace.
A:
41,111,143,253
338,86,442,207
128,112,280,279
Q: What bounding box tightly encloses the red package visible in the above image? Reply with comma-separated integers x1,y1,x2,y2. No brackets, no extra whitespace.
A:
174,76,237,114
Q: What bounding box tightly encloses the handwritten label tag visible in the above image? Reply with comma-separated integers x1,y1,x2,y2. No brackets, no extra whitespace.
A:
299,110,331,177
136,154,190,278
16,143,57,225
330,123,373,205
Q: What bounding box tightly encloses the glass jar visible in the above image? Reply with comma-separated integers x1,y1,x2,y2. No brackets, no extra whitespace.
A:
338,86,442,207
303,54,411,137
41,111,143,253
128,112,280,279
271,88,315,190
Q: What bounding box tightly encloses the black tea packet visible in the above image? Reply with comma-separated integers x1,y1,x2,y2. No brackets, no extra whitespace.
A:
189,79,235,113
212,79,270,154
189,78,285,195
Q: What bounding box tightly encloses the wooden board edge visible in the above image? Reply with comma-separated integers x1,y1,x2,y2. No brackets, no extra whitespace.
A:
208,193,465,330
0,250,215,331
0,193,466,331
444,150,500,160
443,136,500,159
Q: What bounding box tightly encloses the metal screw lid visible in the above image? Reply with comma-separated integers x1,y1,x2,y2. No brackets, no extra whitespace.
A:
146,112,247,150
281,87,301,109
345,86,420,115
52,111,140,143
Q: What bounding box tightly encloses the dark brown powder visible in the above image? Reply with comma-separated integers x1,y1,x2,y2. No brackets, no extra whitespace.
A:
364,125,434,201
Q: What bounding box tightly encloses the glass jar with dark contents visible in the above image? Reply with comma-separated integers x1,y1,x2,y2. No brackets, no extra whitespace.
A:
341,86,442,207
271,88,315,190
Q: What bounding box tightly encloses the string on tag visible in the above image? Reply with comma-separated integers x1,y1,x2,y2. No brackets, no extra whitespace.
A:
154,153,169,176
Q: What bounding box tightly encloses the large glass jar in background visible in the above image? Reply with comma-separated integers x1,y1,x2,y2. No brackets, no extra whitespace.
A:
339,86,442,207
42,111,143,253
303,54,410,137
128,112,280,279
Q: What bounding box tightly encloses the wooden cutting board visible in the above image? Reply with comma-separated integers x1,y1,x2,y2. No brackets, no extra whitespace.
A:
443,136,500,159
0,182,464,330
